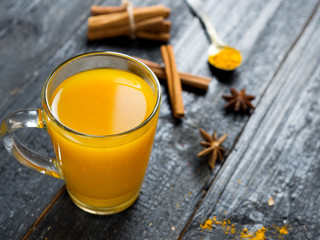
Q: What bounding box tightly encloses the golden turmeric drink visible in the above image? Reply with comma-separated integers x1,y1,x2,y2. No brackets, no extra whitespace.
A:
46,68,158,212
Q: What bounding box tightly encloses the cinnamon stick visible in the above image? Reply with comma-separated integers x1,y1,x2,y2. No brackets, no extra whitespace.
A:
88,16,165,40
160,45,184,118
135,57,210,90
147,20,171,33
88,5,170,31
91,5,127,15
90,5,149,16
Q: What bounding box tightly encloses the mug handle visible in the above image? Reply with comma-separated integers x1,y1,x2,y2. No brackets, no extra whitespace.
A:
1,108,60,178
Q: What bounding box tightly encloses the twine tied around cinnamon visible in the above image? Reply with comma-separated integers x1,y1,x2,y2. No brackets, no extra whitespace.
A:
122,0,136,39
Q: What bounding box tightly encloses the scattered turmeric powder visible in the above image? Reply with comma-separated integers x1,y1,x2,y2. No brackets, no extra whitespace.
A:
200,216,289,239
277,225,289,235
200,216,235,234
200,218,214,230
208,47,242,71
240,228,253,239
240,227,266,240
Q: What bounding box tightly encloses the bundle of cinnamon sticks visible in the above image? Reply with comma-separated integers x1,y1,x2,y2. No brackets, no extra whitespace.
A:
88,4,171,42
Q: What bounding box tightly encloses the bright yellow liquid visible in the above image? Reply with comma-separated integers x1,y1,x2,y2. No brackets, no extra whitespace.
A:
45,68,159,211
51,68,155,135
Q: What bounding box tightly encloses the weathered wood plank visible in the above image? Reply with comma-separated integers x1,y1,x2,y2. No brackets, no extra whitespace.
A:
0,0,319,239
183,3,320,239
24,1,320,240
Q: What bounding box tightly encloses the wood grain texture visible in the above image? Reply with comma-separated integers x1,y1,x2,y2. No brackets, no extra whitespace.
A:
183,3,320,239
0,0,319,239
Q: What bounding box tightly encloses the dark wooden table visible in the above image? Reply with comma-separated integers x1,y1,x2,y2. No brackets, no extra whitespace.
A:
1,0,320,239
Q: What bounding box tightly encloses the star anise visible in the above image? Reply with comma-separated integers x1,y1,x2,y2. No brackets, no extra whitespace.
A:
197,128,228,170
222,88,255,112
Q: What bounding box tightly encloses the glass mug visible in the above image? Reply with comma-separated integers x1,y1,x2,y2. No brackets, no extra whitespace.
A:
1,52,161,215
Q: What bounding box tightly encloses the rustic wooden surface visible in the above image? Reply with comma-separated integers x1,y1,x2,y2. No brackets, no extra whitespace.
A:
0,0,319,239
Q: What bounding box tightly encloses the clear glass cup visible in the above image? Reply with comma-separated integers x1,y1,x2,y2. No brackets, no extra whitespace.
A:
1,52,161,215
